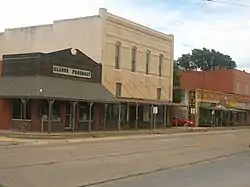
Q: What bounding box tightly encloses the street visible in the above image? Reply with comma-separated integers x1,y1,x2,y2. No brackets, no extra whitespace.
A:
94,151,250,187
0,129,250,187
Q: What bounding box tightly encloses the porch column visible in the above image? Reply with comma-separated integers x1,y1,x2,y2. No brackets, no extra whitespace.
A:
118,103,121,131
153,105,157,130
227,111,231,126
247,111,250,125
220,110,223,127
164,105,167,128
104,103,108,130
88,102,94,132
242,112,245,125
126,103,130,123
21,98,28,131
72,101,78,133
135,103,139,130
47,99,55,134
167,105,171,126
150,105,153,129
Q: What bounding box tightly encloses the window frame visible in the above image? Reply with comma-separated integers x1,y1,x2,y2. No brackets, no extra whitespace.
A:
131,46,137,72
116,82,122,97
11,99,31,120
157,88,162,100
146,50,151,74
159,54,164,77
115,42,121,69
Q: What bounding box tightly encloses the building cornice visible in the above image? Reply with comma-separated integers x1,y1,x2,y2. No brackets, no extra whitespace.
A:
106,13,173,43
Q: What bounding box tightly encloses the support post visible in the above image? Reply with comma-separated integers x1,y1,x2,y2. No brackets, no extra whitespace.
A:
164,105,167,128
47,99,55,134
153,109,156,130
126,103,130,123
72,101,78,133
150,105,153,129
21,98,28,132
135,103,139,130
88,102,94,132
227,111,230,126
118,103,121,131
104,103,108,130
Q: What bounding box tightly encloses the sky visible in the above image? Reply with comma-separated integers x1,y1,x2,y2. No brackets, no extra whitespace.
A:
0,0,249,71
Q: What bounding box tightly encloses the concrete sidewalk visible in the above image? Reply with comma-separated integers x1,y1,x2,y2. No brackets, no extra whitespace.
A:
0,126,249,140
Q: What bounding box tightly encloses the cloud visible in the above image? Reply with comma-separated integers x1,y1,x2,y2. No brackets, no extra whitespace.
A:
0,0,249,70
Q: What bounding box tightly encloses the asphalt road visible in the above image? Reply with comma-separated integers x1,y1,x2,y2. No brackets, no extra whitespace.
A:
0,129,250,187
93,151,250,187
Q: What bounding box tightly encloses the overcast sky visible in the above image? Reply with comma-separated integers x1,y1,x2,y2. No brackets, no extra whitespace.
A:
0,0,249,71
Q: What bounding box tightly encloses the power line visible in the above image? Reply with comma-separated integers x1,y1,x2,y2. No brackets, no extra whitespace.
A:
206,0,250,8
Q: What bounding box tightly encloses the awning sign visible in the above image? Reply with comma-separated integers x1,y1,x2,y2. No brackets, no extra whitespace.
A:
53,65,91,79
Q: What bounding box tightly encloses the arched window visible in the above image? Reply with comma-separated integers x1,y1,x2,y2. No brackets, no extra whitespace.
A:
146,50,151,74
159,54,164,77
131,46,137,72
115,42,121,69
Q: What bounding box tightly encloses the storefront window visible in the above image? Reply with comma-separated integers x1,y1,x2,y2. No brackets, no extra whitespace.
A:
78,102,94,121
11,99,31,120
41,100,61,121
107,104,126,122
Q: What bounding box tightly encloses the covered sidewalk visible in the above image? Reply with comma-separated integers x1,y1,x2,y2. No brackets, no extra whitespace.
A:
0,75,117,132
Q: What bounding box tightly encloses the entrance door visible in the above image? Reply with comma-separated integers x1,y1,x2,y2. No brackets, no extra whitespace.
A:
65,102,73,129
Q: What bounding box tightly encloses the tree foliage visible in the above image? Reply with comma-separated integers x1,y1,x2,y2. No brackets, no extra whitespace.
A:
176,48,237,71
173,61,182,103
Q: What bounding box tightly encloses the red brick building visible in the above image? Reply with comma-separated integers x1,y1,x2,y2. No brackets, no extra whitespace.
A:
181,69,250,96
180,69,250,127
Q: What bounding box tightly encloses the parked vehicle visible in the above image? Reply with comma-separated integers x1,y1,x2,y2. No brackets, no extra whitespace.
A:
172,117,195,127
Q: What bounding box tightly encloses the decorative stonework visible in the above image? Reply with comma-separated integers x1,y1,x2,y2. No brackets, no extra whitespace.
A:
106,13,173,43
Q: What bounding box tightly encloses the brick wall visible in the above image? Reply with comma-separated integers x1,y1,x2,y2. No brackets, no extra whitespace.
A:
180,69,250,95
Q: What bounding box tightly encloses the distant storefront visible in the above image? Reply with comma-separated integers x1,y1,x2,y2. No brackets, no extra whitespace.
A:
187,89,250,127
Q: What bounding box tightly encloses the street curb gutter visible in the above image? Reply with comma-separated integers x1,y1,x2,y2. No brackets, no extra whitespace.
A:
0,126,249,140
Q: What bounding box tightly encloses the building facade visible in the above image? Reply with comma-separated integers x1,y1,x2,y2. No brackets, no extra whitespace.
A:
0,8,174,101
0,9,177,132
181,69,250,95
180,69,250,127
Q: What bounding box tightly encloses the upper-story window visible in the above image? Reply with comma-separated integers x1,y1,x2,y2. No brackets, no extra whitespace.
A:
116,82,122,97
131,46,137,72
157,88,162,99
159,54,163,77
115,42,121,69
146,50,151,74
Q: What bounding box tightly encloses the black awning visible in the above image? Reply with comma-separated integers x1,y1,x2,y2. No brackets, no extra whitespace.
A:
0,76,117,103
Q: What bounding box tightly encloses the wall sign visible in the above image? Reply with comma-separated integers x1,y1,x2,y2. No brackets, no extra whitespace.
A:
53,65,91,79
188,90,196,120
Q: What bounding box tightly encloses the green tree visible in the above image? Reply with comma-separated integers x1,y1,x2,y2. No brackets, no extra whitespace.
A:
173,61,182,103
176,48,237,71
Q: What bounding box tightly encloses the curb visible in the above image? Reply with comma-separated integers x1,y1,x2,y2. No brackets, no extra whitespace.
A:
0,126,249,140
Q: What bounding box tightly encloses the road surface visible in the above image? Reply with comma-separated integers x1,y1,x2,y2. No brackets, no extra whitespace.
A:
0,129,250,187
93,151,250,187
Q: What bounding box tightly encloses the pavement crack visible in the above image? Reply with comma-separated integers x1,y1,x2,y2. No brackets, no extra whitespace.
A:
0,145,196,170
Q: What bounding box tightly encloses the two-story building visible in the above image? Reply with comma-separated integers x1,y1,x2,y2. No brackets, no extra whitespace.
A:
0,8,178,132
180,69,250,127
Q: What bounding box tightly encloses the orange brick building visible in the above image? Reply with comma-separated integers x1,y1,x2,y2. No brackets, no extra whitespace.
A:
180,69,250,127
181,69,250,97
